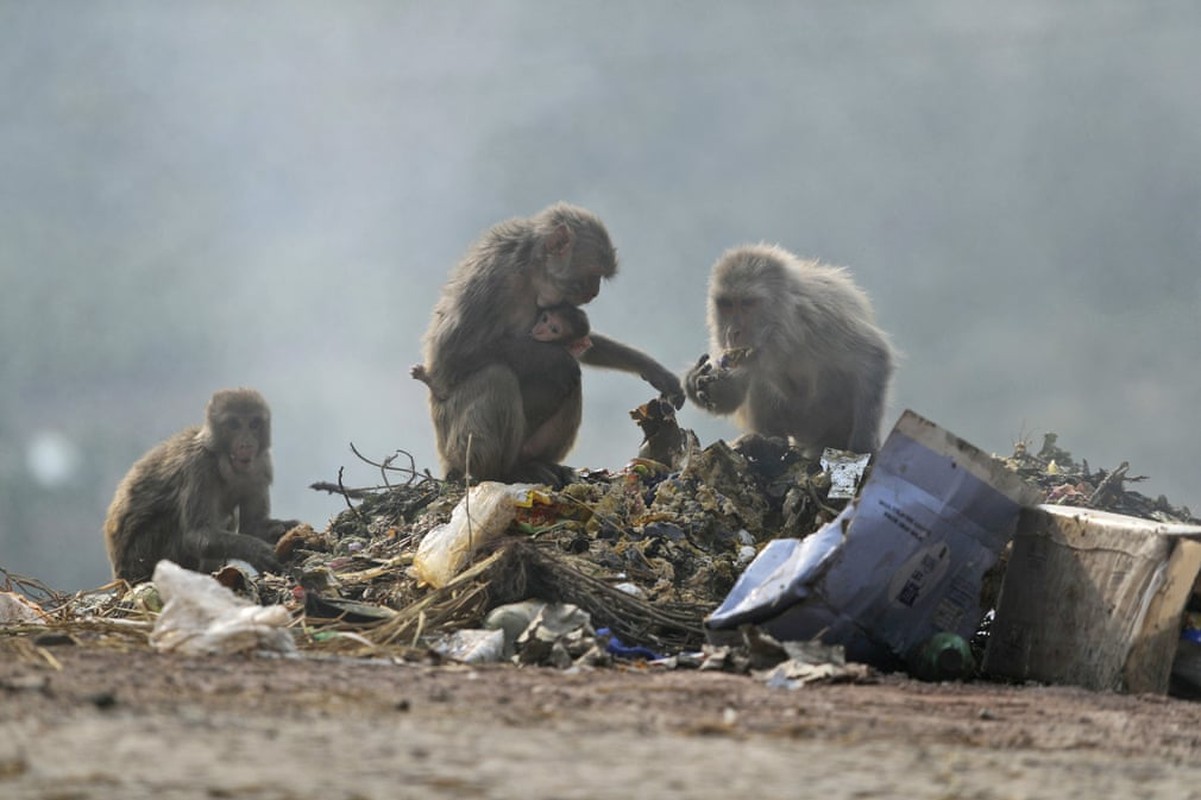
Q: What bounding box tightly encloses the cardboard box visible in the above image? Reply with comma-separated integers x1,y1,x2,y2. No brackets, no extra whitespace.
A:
983,505,1201,693
706,409,1043,666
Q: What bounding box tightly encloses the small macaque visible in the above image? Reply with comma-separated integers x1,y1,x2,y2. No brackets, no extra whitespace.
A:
507,304,591,461
685,244,895,456
103,388,298,584
529,304,593,358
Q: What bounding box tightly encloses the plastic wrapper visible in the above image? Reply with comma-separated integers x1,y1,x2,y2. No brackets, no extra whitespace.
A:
413,482,534,588
432,628,506,663
148,560,296,655
820,448,871,500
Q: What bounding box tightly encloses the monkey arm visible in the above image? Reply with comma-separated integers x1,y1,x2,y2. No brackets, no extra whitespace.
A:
578,333,685,408
183,527,284,575
237,490,298,544
178,473,283,574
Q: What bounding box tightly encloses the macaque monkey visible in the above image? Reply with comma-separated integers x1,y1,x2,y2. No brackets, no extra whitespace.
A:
685,244,894,455
512,304,591,459
103,388,297,583
414,304,592,466
528,304,593,357
421,202,684,485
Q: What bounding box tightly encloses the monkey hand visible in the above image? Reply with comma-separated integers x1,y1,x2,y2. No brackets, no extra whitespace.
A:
252,518,302,544
642,365,685,409
238,536,285,575
686,353,749,413
685,354,716,408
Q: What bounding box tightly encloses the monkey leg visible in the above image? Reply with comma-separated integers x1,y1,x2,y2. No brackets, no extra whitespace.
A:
108,522,174,584
432,363,526,482
521,384,581,464
509,385,582,487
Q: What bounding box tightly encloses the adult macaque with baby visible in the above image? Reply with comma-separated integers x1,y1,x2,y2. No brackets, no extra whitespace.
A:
686,244,895,456
413,303,592,461
103,388,298,583
421,202,684,485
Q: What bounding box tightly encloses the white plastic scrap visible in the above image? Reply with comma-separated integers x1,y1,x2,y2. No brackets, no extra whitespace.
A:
820,448,872,500
432,628,507,664
148,560,296,656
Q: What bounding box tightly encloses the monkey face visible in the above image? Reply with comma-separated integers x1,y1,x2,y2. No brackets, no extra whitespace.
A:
562,271,603,305
714,294,762,349
538,211,616,306
222,415,264,473
206,389,272,473
531,304,590,344
530,311,564,342
540,270,604,307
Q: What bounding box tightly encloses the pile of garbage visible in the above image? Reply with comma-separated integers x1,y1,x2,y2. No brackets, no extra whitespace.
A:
3,405,1199,693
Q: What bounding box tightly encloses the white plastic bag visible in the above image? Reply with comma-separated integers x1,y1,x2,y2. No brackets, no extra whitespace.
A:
413,482,533,588
148,560,295,655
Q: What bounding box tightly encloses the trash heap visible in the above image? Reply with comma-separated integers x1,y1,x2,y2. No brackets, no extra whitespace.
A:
3,405,1199,691
273,428,855,660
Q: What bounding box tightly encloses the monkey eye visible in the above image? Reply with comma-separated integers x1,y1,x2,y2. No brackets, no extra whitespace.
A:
224,419,241,431
716,298,733,311
249,418,262,430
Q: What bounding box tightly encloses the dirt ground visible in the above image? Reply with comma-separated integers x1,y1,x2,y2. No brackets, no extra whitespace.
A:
3,637,1201,800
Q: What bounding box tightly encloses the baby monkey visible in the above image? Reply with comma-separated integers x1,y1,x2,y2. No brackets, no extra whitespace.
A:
411,304,591,396
528,304,592,358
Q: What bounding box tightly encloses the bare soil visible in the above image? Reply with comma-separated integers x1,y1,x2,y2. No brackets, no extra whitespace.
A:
3,637,1201,799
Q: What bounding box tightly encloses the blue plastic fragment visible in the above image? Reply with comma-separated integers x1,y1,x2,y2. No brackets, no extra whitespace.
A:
597,627,662,661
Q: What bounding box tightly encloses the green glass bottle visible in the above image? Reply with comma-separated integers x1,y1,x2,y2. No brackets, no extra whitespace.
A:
908,632,976,682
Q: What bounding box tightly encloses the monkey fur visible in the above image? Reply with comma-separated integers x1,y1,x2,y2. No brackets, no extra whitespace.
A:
421,203,684,485
103,388,296,583
685,244,895,456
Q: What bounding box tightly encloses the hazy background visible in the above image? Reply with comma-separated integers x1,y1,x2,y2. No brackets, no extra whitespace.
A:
3,2,1198,590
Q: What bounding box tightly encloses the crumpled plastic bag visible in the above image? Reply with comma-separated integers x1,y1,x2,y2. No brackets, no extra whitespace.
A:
516,602,599,668
413,482,535,588
148,560,295,655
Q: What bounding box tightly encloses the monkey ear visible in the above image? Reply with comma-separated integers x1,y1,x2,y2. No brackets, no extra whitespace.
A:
544,223,574,259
